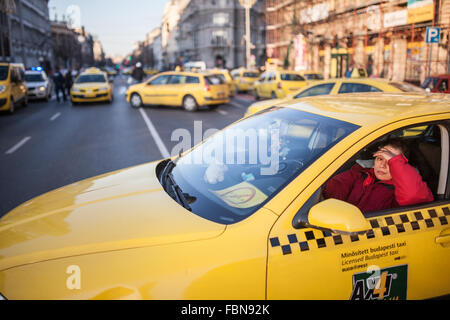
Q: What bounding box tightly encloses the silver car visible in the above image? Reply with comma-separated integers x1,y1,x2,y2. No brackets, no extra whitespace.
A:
24,69,53,101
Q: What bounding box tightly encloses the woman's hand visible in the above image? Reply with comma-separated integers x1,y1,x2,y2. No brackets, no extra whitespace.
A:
373,145,402,161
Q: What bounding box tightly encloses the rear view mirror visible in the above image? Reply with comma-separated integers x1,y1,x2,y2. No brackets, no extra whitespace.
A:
308,199,370,234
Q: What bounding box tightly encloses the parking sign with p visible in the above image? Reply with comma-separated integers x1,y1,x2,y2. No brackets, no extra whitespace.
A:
426,27,441,43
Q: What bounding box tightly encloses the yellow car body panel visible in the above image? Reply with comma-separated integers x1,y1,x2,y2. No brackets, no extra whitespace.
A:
208,69,236,97
255,70,308,99
1,94,449,300
126,71,229,108
0,63,28,112
246,78,411,117
70,69,113,103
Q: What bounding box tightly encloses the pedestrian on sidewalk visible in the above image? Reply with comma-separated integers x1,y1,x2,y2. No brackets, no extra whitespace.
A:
53,67,66,102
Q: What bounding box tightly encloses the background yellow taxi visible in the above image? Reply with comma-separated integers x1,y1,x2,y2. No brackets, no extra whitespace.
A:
208,68,236,97
0,93,449,300
126,71,229,111
0,62,28,114
70,67,113,105
246,78,425,116
254,69,308,100
300,71,324,82
230,68,260,93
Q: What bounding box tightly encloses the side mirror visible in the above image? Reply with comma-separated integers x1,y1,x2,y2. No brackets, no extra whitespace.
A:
308,199,371,234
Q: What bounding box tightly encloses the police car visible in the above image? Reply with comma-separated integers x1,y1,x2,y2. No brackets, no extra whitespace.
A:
24,67,53,102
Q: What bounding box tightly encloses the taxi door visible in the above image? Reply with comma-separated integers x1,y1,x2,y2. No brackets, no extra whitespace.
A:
142,74,170,105
266,120,450,300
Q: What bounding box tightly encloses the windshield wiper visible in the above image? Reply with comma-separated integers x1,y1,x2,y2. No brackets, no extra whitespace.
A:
166,172,192,211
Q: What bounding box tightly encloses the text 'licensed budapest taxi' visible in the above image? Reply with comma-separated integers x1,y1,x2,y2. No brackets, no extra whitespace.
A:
70,67,113,105
0,93,449,300
126,71,229,111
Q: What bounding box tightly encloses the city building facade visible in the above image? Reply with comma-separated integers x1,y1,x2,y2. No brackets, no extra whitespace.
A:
266,0,450,84
177,0,266,69
0,0,52,70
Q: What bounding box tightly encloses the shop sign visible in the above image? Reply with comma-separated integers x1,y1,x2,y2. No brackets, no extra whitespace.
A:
407,0,434,24
384,10,407,28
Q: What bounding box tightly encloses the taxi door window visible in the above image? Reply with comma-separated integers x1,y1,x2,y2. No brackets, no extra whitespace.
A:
168,75,185,84
294,83,334,98
186,76,200,84
149,75,170,85
338,83,382,94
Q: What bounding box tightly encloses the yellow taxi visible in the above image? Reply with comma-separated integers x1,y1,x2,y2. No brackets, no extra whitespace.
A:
254,70,309,100
126,71,229,111
246,78,425,116
70,68,113,105
0,93,449,300
0,62,28,114
230,68,260,93
208,68,236,97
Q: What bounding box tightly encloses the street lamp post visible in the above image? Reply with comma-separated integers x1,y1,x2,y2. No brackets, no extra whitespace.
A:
239,0,256,69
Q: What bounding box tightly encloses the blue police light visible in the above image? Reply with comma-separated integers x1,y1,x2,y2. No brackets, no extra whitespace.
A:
31,67,43,71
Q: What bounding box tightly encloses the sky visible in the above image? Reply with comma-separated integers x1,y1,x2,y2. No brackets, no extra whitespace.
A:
48,0,168,58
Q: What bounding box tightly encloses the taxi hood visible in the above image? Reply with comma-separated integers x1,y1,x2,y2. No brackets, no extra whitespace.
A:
0,161,225,271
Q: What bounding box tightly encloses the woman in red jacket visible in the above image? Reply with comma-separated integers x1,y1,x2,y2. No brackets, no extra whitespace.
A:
323,139,434,213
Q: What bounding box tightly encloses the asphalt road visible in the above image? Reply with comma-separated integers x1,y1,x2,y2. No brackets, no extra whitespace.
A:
0,76,256,217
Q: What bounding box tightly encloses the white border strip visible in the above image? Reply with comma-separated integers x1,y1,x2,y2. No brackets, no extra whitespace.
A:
139,108,170,158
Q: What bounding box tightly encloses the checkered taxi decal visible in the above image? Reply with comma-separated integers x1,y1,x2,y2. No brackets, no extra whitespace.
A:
270,205,450,255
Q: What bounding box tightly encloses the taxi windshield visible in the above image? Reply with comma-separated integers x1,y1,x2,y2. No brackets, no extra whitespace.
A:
0,66,8,81
167,107,359,224
76,74,106,83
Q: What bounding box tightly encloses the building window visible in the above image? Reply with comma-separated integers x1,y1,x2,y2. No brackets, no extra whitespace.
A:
213,13,229,25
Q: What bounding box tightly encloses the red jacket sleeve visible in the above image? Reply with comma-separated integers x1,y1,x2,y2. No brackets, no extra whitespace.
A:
388,154,434,206
324,164,362,201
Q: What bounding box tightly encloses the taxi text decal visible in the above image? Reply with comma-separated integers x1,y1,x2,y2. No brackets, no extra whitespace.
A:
211,182,268,209
350,264,408,300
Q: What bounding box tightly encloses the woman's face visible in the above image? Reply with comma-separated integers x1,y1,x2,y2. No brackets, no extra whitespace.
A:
374,155,392,180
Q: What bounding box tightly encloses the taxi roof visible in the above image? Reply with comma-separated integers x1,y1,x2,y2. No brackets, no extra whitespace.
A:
276,92,450,127
81,67,105,75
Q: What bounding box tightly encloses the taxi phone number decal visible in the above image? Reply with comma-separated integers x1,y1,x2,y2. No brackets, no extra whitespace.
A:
350,264,408,300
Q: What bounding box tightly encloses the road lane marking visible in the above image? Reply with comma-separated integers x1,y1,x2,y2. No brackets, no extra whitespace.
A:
5,137,31,155
139,108,170,158
119,87,127,95
216,109,228,115
228,101,245,109
50,112,61,121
